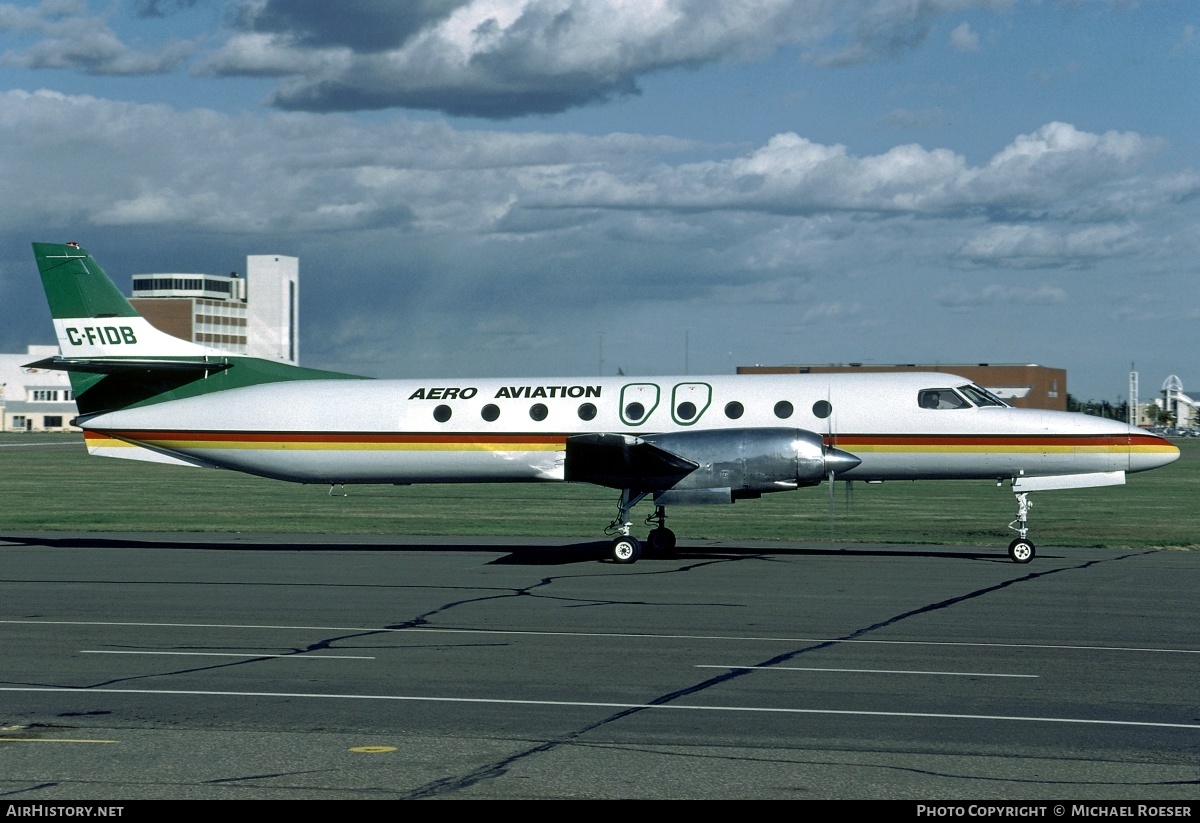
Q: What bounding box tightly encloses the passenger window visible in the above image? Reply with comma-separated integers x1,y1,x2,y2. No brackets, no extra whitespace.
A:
620,383,660,425
530,403,548,421
774,400,793,419
577,402,597,421
812,400,832,419
918,389,969,410
724,401,744,420
481,404,500,422
433,405,452,422
671,382,711,425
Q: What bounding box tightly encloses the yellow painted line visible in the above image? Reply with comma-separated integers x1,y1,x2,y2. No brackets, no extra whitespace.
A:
350,746,397,753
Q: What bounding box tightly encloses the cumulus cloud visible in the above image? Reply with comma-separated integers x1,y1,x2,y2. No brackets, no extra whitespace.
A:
791,300,863,327
936,282,1068,311
879,107,944,129
133,0,200,19
248,0,473,53
0,91,1195,386
0,93,1184,271
810,0,1011,67
513,122,1184,226
955,224,1144,269
948,21,979,53
1170,23,1197,58
186,0,1017,117
0,0,194,75
0,1,1026,117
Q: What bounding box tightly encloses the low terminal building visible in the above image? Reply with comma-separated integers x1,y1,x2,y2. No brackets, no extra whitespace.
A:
736,363,1067,411
0,346,76,432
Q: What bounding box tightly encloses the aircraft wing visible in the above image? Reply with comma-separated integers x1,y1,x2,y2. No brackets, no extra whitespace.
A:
564,433,699,491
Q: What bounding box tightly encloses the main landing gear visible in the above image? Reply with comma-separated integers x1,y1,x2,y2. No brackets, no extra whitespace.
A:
605,490,676,564
1007,491,1035,564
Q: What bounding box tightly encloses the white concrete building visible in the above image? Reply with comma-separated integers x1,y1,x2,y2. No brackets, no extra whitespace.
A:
131,254,299,365
245,255,299,365
131,272,249,354
0,345,75,432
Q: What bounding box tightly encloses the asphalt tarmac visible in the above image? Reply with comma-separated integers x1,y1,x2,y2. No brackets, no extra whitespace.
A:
1,532,1197,800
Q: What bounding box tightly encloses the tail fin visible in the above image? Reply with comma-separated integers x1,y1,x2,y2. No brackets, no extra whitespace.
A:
29,242,364,419
34,242,218,359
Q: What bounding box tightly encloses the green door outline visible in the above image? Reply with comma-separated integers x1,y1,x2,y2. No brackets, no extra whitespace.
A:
620,383,661,426
671,382,712,426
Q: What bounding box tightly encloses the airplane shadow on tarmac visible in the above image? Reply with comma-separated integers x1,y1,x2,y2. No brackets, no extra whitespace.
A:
0,533,1030,566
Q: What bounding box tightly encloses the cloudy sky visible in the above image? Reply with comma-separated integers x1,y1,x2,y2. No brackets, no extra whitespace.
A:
0,0,1196,400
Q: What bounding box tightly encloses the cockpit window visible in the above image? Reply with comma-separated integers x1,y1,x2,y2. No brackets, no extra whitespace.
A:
918,388,970,410
960,383,1008,407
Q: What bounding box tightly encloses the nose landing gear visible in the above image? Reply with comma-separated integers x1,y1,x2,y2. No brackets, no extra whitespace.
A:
1007,491,1035,563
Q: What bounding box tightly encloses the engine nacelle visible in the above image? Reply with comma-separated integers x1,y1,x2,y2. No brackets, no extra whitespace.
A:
563,427,860,495
643,428,858,495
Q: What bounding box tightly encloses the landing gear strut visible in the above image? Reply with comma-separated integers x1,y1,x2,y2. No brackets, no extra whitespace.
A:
1007,491,1036,564
604,491,676,563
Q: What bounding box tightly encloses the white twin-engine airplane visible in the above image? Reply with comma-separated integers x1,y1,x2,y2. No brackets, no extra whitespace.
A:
29,242,1179,565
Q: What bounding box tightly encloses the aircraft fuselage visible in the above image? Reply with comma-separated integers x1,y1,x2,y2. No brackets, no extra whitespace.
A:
79,371,1177,486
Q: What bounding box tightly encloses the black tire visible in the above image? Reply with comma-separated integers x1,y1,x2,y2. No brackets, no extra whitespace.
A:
611,536,642,564
646,527,677,555
1008,538,1035,564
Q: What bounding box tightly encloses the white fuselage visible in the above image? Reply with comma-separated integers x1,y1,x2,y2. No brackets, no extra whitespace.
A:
80,372,1178,486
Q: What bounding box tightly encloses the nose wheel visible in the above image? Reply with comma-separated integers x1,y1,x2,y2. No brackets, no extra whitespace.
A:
1008,538,1035,564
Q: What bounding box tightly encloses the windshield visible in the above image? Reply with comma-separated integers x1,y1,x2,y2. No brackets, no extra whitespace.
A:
959,383,1008,407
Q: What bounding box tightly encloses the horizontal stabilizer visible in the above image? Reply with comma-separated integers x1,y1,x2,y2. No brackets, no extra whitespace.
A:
24,356,231,376
1013,471,1125,492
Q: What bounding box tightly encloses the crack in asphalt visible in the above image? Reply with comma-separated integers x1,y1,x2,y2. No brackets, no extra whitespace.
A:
403,549,1158,798
1,545,1163,797
555,739,1200,788
4,557,750,692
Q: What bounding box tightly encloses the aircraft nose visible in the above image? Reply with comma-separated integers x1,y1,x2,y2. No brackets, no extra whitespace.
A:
825,446,861,477
1129,427,1180,473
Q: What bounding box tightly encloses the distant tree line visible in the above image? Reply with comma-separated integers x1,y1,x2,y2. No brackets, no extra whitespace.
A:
1066,394,1129,421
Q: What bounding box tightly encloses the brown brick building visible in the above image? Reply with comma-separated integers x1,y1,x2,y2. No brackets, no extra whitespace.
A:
737,363,1067,410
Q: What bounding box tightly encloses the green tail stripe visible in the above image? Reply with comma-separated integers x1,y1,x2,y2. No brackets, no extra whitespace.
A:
33,242,139,320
